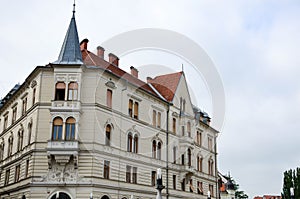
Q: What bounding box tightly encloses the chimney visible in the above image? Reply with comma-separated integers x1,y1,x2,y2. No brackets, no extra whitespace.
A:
108,53,119,67
97,46,105,59
130,66,139,78
80,38,89,50
146,77,153,83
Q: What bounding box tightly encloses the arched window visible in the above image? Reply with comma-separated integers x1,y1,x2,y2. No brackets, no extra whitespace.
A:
65,117,76,140
8,135,13,157
50,192,71,199
133,135,138,153
55,82,66,100
197,156,203,172
157,142,162,160
17,129,23,151
127,133,133,152
152,140,156,158
105,125,111,146
52,117,63,141
101,196,110,199
68,82,78,100
187,148,192,166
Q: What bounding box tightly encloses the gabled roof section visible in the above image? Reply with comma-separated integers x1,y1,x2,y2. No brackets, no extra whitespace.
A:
81,49,159,97
147,72,183,102
53,12,83,65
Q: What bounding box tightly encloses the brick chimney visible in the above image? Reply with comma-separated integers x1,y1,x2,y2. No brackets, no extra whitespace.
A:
97,46,105,59
146,77,153,83
80,38,89,50
130,66,139,78
108,53,119,67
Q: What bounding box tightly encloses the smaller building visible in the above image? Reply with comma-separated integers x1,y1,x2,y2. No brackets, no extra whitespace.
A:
219,172,236,199
253,195,281,199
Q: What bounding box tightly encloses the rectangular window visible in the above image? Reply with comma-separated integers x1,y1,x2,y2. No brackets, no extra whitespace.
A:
132,167,137,184
52,126,63,140
187,122,191,137
12,106,17,123
208,137,213,151
22,98,27,115
25,159,29,178
103,160,110,179
55,82,66,101
151,171,156,186
173,147,176,164
106,89,112,108
197,131,202,146
3,115,8,130
157,112,161,128
32,88,36,105
173,175,176,190
181,126,185,136
126,165,131,183
181,178,185,191
197,181,203,194
15,165,20,182
172,118,176,133
209,184,214,197
134,102,139,119
68,82,78,100
189,179,194,192
181,154,185,165
152,110,157,127
4,169,10,185
128,99,133,117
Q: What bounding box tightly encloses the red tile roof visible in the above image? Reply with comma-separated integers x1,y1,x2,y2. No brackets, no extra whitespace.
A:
81,49,159,97
147,72,183,102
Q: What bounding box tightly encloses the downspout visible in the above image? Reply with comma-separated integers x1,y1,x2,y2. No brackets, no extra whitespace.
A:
166,103,170,199
214,134,218,199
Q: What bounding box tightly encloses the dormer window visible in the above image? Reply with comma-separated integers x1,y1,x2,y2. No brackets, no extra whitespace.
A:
55,82,66,100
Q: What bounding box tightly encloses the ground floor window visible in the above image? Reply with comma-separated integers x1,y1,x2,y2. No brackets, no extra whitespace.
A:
50,192,71,199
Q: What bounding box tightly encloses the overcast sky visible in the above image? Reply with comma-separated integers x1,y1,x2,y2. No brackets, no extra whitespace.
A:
1,1,300,198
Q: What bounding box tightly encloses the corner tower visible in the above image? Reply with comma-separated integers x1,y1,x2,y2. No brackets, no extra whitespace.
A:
53,3,83,65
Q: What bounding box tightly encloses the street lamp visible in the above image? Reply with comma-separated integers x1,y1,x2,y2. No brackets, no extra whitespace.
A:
290,187,294,199
156,168,165,199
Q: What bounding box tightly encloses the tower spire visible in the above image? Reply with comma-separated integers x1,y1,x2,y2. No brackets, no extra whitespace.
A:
73,0,76,16
53,1,83,65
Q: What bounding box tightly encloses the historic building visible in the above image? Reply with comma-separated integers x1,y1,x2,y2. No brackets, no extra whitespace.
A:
0,6,219,199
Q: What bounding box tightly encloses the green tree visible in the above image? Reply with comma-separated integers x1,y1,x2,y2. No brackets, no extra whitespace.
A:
224,174,248,199
282,167,300,199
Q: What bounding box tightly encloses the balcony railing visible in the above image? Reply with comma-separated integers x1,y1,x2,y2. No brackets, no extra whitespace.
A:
51,100,81,111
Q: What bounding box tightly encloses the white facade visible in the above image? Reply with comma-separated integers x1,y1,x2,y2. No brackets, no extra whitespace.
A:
0,10,219,199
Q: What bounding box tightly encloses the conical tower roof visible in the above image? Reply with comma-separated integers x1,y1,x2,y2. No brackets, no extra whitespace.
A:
53,8,83,65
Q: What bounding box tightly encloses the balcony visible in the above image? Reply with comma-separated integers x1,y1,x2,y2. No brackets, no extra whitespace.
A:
51,100,81,112
47,140,79,168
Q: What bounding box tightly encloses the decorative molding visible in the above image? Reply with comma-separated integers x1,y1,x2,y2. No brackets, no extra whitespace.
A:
127,94,142,102
31,80,37,88
105,81,116,89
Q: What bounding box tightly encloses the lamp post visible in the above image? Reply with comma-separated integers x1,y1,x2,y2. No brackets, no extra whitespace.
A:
290,187,294,199
156,168,165,199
